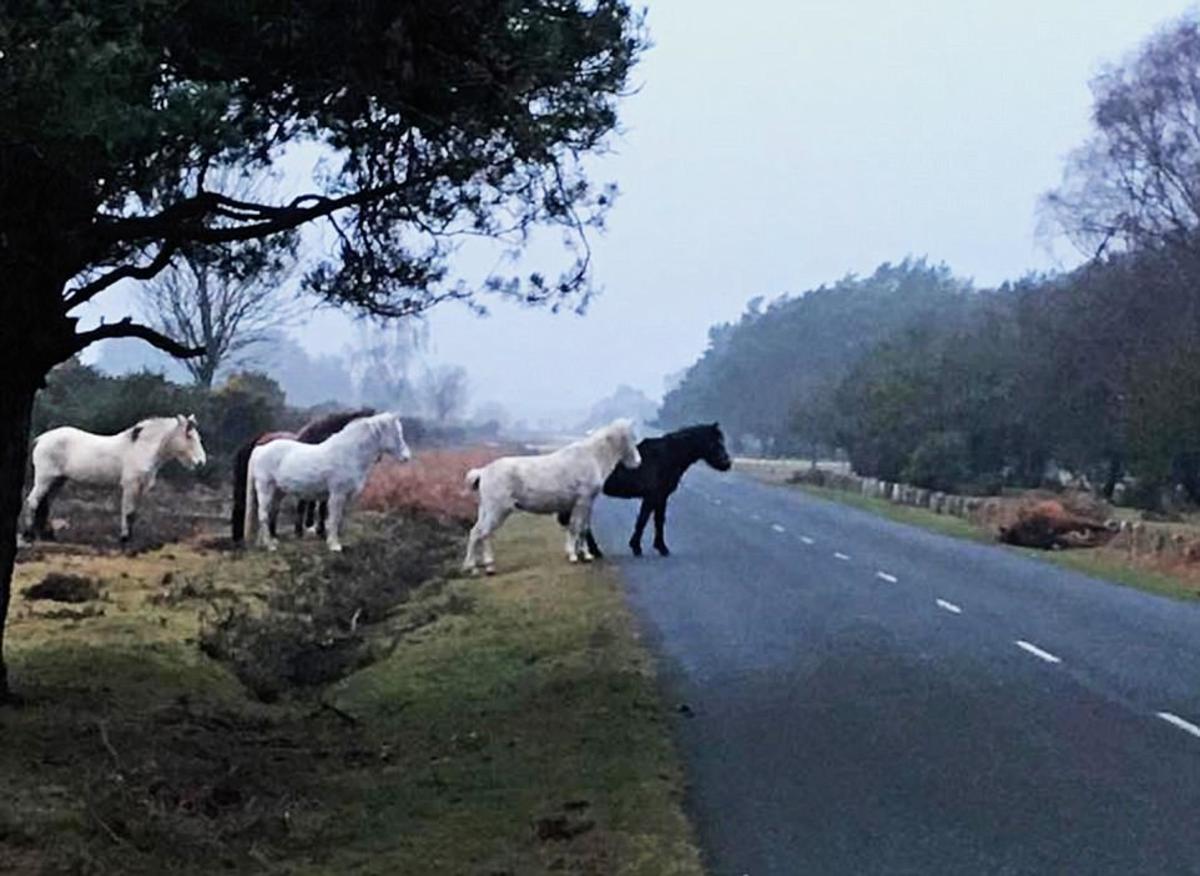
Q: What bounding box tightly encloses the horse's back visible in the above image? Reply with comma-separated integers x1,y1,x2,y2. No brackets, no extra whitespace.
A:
32,426,125,482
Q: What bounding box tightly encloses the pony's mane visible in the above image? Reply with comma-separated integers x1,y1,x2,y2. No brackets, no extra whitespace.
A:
297,408,376,444
586,418,634,441
664,423,720,442
128,416,182,444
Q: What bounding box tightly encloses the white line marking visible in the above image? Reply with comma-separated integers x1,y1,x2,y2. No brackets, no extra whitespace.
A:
834,552,850,561
1015,640,1061,664
712,498,722,505
876,571,898,583
771,523,786,533
750,513,762,521
800,536,815,545
935,598,961,614
1157,712,1200,739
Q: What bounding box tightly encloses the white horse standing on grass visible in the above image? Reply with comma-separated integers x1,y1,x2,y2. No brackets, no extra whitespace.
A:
23,415,207,543
463,418,642,574
244,411,411,552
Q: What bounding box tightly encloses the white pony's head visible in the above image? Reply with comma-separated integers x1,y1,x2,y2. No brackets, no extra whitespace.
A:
164,414,207,469
604,417,641,469
378,412,412,462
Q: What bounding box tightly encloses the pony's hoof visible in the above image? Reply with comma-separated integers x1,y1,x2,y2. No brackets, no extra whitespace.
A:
655,544,671,557
629,545,643,557
567,554,579,564
484,565,496,576
579,553,594,563
328,544,343,553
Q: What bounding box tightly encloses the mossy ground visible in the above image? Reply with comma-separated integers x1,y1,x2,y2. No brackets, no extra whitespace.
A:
2,514,702,875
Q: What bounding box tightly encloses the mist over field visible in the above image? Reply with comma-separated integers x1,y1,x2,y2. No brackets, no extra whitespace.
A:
78,1,1196,431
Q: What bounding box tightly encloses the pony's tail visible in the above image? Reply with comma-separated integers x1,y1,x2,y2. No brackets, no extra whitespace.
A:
465,468,483,492
231,437,258,542
243,448,259,545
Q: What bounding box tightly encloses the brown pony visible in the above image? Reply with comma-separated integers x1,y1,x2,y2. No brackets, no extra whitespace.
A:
230,409,375,542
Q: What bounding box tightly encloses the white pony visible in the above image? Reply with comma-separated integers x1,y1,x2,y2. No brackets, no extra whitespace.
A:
463,418,642,574
244,411,410,552
23,415,207,543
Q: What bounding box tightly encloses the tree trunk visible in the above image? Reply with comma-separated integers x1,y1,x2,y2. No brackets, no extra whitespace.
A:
0,372,39,703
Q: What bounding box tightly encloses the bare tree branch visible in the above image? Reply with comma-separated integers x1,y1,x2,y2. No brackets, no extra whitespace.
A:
72,318,205,358
63,243,178,311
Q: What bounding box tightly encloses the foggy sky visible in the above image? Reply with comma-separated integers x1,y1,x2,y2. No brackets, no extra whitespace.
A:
83,1,1197,424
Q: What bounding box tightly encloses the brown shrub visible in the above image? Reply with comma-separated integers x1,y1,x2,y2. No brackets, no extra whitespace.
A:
360,447,513,522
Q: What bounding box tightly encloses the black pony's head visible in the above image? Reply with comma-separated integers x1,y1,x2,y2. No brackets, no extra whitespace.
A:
687,422,731,471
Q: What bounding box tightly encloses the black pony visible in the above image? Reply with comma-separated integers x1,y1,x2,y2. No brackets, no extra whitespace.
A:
558,422,731,557
230,408,375,543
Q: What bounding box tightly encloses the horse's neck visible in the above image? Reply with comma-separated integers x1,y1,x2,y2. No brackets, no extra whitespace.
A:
585,434,623,472
336,423,382,473
134,421,175,473
664,437,703,475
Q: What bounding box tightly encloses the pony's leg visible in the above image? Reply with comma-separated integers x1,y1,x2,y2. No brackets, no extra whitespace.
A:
325,492,347,552
652,499,670,557
479,508,512,575
576,499,596,562
269,500,282,539
24,475,67,541
119,478,144,544
464,504,509,575
258,485,280,551
316,501,328,538
585,528,604,559
629,499,652,557
293,500,306,538
566,499,593,563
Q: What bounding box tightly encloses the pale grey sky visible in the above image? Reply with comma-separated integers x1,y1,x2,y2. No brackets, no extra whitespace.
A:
85,1,1198,423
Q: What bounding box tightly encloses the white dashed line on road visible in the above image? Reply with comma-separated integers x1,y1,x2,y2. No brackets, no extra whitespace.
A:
1015,640,1061,664
1157,712,1200,739
876,571,898,583
834,552,850,561
935,598,962,614
771,523,786,533
800,536,815,545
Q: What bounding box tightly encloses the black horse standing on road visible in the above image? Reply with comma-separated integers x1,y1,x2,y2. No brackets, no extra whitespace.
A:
559,422,732,557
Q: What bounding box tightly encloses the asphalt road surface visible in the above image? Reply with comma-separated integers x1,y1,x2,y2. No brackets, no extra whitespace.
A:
591,468,1200,875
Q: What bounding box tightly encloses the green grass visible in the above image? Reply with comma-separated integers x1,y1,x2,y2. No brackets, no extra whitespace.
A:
795,483,991,542
792,483,1200,601
1,516,703,875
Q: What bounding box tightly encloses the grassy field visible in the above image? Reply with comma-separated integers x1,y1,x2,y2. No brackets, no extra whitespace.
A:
2,513,703,875
790,483,1200,602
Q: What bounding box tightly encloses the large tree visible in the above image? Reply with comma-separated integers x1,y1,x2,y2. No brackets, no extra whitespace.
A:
0,1,645,701
1043,12,1200,257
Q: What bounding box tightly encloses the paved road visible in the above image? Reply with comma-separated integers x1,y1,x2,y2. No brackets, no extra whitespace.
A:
591,469,1200,875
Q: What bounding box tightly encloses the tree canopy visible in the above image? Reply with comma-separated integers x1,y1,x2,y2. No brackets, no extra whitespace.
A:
0,0,646,701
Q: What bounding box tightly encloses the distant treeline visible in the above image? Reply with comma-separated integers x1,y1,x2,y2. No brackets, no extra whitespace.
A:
658,252,1200,507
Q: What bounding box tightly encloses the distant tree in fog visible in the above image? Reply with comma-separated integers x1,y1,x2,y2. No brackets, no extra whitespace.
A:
1043,14,1200,257
349,322,428,410
139,174,300,387
421,365,470,423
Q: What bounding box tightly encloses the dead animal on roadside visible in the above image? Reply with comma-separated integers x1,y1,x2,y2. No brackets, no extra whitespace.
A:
997,500,1115,550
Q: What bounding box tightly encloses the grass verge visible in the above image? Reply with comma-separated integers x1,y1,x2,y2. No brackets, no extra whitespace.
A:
790,483,1200,601
2,514,702,875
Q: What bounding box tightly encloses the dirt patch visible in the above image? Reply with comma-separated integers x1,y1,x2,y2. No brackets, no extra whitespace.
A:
23,572,102,603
